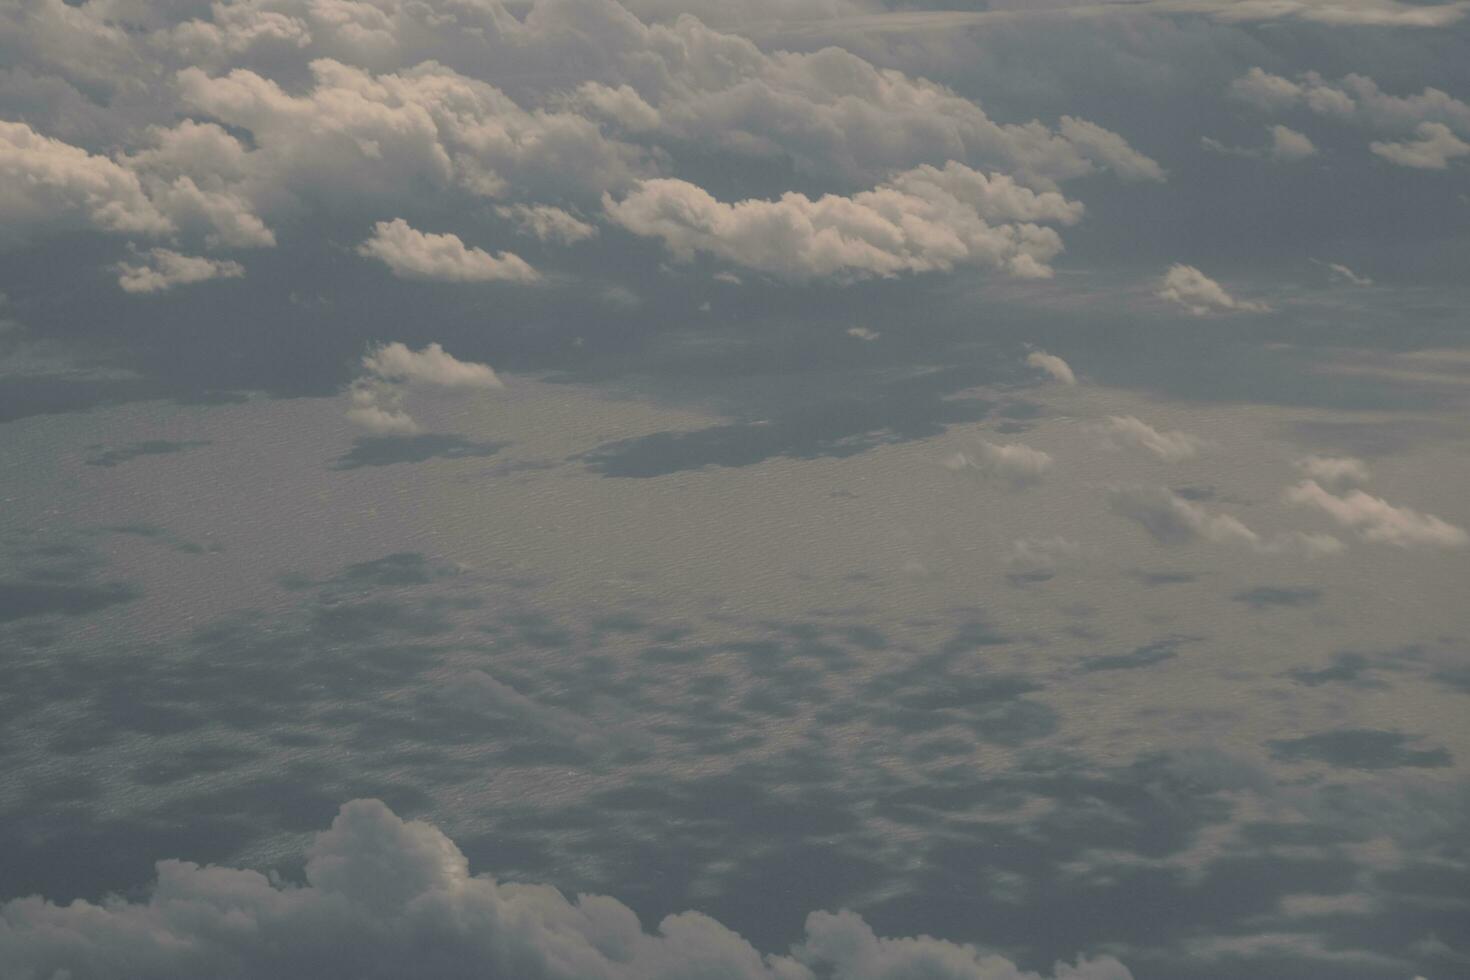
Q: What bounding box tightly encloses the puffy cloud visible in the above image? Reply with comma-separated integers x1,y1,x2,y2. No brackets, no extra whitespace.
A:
115,248,245,293
846,326,880,341
1229,69,1470,167
1295,455,1371,491
0,119,172,245
1370,122,1470,169
1201,124,1315,162
1268,125,1317,162
1156,264,1270,316
175,57,651,210
944,440,1054,488
362,341,503,389
1110,485,1343,556
1092,416,1202,461
357,219,538,282
0,798,1134,980
1026,350,1076,385
347,341,501,434
1286,480,1468,549
605,161,1084,283
496,203,599,244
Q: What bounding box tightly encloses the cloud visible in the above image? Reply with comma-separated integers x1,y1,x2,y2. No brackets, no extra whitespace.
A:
1231,69,1470,132
346,341,501,435
1026,350,1076,385
1229,68,1470,167
944,440,1054,488
1294,454,1371,491
1092,416,1202,461
606,161,1084,283
114,248,245,293
1311,260,1372,286
846,326,880,341
1156,264,1270,315
0,119,172,246
1201,125,1316,162
1268,125,1317,162
1285,480,1468,549
356,219,538,282
1370,122,1470,169
496,203,599,244
0,798,1135,980
1109,485,1343,556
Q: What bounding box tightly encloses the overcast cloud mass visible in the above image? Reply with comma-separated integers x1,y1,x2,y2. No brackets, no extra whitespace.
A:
1,1,1468,978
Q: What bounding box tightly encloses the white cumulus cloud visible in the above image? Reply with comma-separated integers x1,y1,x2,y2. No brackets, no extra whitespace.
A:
357,218,538,282
1286,480,1468,549
115,248,245,293
605,161,1084,283
1157,264,1270,316
0,798,1135,980
347,341,502,435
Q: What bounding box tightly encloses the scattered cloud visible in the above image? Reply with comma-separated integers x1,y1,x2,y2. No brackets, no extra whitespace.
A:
1286,480,1468,548
346,341,501,435
1157,264,1270,315
115,248,244,293
1311,260,1372,286
846,326,880,341
1110,485,1343,556
1370,122,1470,169
1092,416,1202,461
1026,350,1077,385
356,219,538,282
496,203,599,244
944,440,1054,488
1201,125,1315,162
605,161,1085,283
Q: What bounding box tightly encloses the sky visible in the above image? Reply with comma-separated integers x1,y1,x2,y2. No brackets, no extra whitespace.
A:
0,0,1468,977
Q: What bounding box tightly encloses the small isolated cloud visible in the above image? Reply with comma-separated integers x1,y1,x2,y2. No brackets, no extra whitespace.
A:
1157,264,1270,315
1295,455,1371,491
605,160,1085,284
356,219,538,282
115,248,243,293
1201,125,1315,162
1311,260,1372,286
1370,122,1470,169
847,327,880,341
1268,125,1318,162
346,341,501,436
1092,416,1202,461
944,440,1054,488
1026,350,1076,385
1110,485,1343,557
0,798,1136,980
496,203,598,244
1286,480,1468,549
